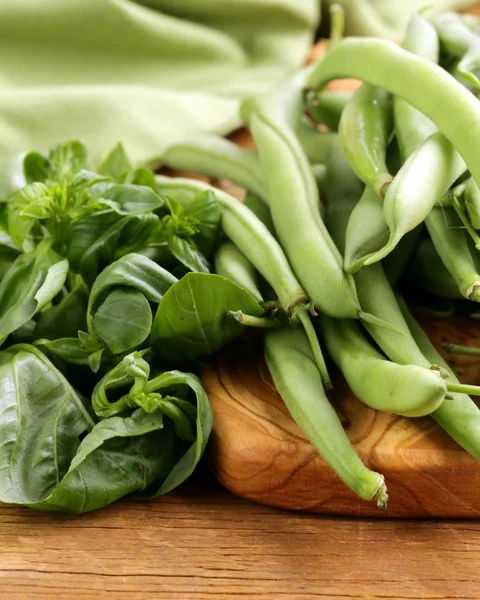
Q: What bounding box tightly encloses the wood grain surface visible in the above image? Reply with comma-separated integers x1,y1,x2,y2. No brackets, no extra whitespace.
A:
1,472,480,600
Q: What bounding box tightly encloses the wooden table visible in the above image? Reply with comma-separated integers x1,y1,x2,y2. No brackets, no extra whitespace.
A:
1,466,479,600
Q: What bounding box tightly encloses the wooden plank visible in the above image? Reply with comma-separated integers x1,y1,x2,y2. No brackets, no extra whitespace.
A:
0,476,479,600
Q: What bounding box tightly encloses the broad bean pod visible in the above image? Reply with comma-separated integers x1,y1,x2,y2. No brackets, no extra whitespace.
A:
339,84,393,196
214,242,263,304
308,36,480,189
243,70,388,326
399,297,480,459
162,135,267,202
407,238,463,300
264,326,387,507
431,11,480,89
364,132,466,265
306,89,351,131
317,315,446,418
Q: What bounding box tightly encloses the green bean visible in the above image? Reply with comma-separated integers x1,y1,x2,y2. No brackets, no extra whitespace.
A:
364,132,466,265
394,14,439,160
425,206,480,302
296,122,335,164
383,226,424,286
399,297,480,459
317,315,446,418
380,13,479,300
308,37,480,188
339,84,393,196
214,242,263,304
324,140,433,369
431,12,480,89
407,238,463,300
244,71,393,327
155,175,331,387
465,177,480,229
306,89,351,131
162,135,268,201
243,193,275,235
444,342,480,357
264,325,387,508
344,186,388,273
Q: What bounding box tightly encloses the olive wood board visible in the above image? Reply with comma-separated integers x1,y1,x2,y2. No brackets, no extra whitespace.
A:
201,316,480,518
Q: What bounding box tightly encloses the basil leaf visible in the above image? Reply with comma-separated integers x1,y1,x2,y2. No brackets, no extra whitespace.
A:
79,214,159,286
35,284,88,340
48,140,88,182
0,344,95,505
97,143,132,183
183,190,221,259
23,151,49,184
0,240,68,343
67,211,121,271
93,287,152,355
168,234,210,274
151,272,264,361
35,337,91,366
87,253,177,353
102,184,164,215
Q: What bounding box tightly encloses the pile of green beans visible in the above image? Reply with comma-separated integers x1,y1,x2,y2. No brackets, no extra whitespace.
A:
160,9,480,510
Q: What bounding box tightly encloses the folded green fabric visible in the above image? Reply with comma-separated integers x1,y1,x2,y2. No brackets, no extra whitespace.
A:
323,0,478,39
0,0,318,164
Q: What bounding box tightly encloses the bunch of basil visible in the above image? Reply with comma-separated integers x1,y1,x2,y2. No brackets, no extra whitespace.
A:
0,141,264,513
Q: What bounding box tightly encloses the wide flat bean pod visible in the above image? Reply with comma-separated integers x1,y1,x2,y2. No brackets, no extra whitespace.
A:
431,11,480,89
339,84,393,196
308,37,480,188
264,326,387,508
399,297,480,459
162,135,267,201
243,71,379,322
317,315,446,418
426,206,480,302
214,242,263,304
465,177,480,229
344,186,388,273
406,238,463,300
394,14,439,160
387,14,478,299
325,139,432,369
306,89,351,131
382,226,424,286
364,132,466,265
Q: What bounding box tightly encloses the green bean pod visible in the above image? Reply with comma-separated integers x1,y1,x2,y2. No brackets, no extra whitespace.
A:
306,89,351,131
394,14,439,160
308,37,480,188
244,71,383,323
318,315,446,418
162,135,268,201
383,226,424,286
431,11,480,89
325,139,433,369
344,186,388,273
155,175,331,387
339,84,393,196
406,238,463,300
399,297,480,459
243,193,275,235
296,123,335,164
214,242,263,304
264,326,387,507
364,132,466,265
465,177,480,229
425,206,480,302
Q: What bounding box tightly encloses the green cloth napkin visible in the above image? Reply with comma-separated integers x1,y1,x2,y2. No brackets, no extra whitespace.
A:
323,0,478,39
0,0,318,164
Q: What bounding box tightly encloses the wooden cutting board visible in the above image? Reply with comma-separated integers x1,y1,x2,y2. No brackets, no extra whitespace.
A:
201,316,480,519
